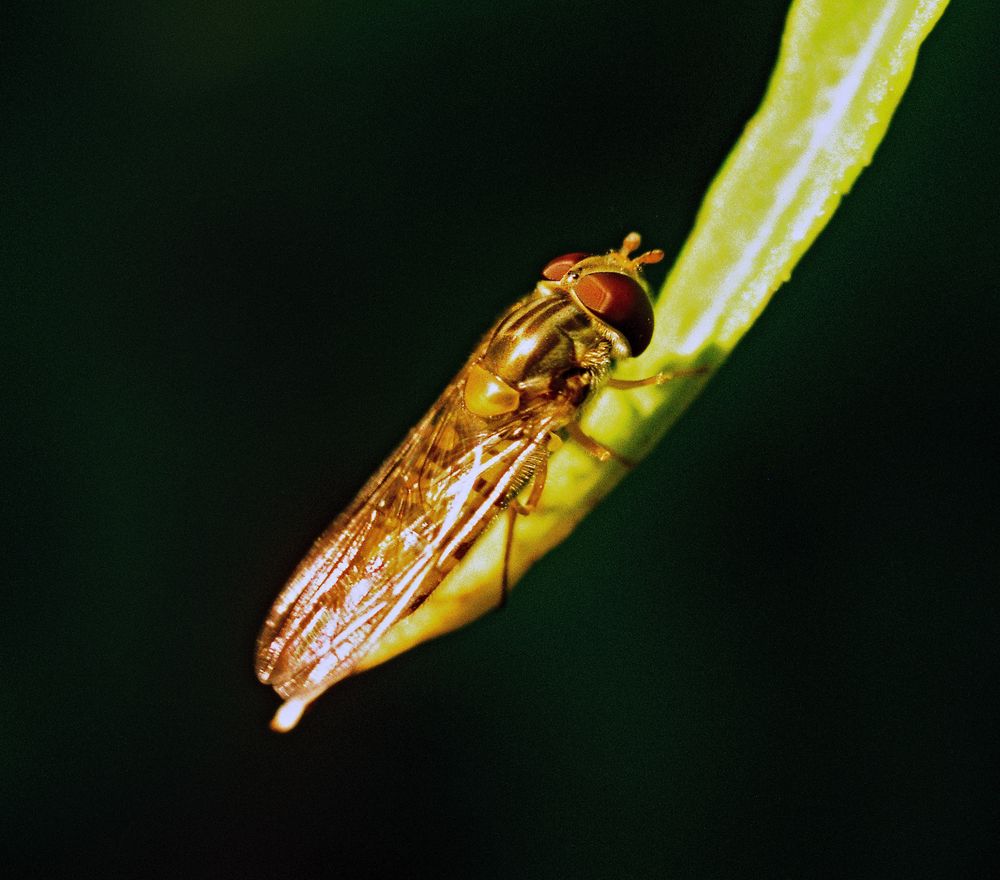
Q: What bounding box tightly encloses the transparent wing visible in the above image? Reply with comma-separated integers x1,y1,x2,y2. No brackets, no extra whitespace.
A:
255,373,556,707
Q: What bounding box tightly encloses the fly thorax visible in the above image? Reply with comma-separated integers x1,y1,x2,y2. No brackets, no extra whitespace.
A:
463,291,614,418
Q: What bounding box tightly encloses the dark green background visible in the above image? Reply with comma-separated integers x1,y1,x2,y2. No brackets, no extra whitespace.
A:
3,1,997,877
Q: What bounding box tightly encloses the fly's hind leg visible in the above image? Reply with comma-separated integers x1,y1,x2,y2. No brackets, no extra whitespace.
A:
498,451,549,610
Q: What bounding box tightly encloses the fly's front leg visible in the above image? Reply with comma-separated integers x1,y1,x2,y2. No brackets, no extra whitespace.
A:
498,451,549,609
605,365,708,390
567,366,709,464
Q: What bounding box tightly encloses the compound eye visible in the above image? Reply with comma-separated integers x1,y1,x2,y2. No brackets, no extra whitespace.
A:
574,272,655,355
541,252,592,281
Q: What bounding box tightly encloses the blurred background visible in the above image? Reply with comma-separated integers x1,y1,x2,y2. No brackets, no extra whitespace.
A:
3,1,997,876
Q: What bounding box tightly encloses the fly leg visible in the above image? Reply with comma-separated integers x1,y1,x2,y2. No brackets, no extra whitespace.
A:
605,365,708,390
498,452,549,609
565,420,637,468
567,367,709,465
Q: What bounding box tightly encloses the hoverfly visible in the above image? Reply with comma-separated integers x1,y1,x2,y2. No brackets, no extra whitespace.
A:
256,232,701,731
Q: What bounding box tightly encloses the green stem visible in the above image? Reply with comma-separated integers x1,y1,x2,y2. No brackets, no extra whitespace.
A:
361,0,950,672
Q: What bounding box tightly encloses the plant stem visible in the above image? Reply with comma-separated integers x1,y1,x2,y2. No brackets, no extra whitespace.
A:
360,0,951,672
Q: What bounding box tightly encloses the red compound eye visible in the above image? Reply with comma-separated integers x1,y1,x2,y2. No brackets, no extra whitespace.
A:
541,252,592,281
573,272,655,355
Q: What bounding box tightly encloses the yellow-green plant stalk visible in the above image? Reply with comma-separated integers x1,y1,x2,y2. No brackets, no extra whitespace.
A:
360,0,950,672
